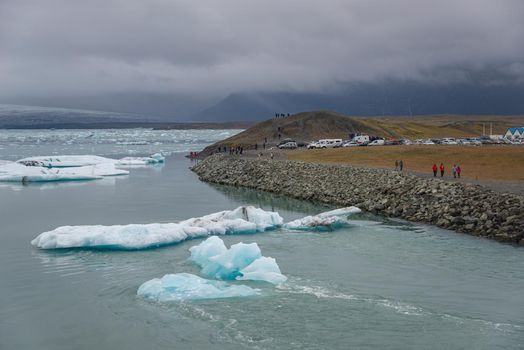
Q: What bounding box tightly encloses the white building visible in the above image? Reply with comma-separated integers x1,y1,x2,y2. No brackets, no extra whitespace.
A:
504,127,524,140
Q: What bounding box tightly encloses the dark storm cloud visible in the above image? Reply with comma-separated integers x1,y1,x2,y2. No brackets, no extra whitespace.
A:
0,0,523,99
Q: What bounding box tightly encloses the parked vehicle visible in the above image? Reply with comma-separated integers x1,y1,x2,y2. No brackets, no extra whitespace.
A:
440,138,458,145
343,141,360,147
368,139,385,146
317,139,343,148
352,135,370,144
277,138,295,146
307,141,319,149
278,141,298,149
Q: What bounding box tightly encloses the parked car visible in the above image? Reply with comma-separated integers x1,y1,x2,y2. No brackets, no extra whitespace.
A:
440,138,458,145
307,141,319,149
277,138,295,146
278,141,298,149
343,141,359,147
368,139,385,146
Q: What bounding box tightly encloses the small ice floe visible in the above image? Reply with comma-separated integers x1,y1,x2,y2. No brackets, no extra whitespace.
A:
189,236,287,285
115,153,165,166
283,206,361,231
137,273,259,301
31,206,283,250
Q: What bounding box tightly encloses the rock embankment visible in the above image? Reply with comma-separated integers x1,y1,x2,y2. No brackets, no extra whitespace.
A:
192,155,524,245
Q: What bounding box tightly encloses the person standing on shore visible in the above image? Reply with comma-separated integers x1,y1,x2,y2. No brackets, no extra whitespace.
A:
440,163,445,177
457,165,461,178
399,160,404,172
452,164,457,178
395,160,399,171
432,164,437,177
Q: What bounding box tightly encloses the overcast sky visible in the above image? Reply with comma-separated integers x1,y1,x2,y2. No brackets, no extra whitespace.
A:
0,0,523,112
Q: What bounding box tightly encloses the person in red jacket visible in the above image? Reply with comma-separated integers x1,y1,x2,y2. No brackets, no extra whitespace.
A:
432,164,437,177
439,163,445,177
456,165,461,178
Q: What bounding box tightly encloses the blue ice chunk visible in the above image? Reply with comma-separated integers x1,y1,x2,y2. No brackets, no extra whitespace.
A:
137,273,259,301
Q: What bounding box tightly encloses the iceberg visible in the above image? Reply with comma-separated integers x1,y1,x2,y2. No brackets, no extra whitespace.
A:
17,153,165,168
237,257,288,285
31,206,283,250
189,237,287,284
283,206,361,231
17,155,114,167
115,153,165,166
137,273,259,301
0,162,101,182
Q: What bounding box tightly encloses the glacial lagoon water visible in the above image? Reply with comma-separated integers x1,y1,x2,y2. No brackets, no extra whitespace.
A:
1,130,524,349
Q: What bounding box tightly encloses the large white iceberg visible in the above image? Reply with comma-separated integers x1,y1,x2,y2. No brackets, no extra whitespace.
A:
283,206,361,231
0,162,101,182
137,273,259,301
31,206,283,250
17,153,164,168
189,236,287,284
0,162,128,182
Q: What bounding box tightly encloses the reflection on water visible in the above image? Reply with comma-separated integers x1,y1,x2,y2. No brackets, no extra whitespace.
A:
206,182,332,215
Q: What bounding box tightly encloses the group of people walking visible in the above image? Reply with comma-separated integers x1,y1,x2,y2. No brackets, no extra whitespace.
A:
432,163,461,178
394,160,404,171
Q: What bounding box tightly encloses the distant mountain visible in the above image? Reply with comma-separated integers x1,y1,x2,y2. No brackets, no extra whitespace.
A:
191,81,524,121
0,104,159,128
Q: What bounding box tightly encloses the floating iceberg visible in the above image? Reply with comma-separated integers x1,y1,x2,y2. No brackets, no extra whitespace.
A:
115,153,165,166
283,206,361,231
237,257,287,285
17,153,165,168
137,273,259,301
58,163,129,177
31,206,283,250
17,155,114,167
0,162,101,182
189,236,287,284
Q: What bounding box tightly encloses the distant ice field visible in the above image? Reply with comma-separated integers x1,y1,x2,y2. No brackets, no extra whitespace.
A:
0,128,242,160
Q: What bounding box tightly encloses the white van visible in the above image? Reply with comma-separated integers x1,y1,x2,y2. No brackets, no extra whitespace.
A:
352,135,370,144
317,139,343,148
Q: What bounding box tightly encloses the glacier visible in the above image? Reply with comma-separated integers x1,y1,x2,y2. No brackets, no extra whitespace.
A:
189,236,287,284
283,206,362,231
31,206,284,250
137,273,259,301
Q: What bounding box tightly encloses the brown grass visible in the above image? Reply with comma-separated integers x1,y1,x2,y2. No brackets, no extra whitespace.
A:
286,145,524,182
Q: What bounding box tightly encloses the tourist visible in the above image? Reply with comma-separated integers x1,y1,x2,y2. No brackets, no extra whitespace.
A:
240,147,243,155
399,160,404,172
432,164,437,177
218,146,221,153
270,152,274,160
395,160,399,171
440,163,445,177
452,164,457,178
457,165,461,178
255,143,258,150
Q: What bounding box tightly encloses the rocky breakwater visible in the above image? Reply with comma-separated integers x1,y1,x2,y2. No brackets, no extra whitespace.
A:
192,154,524,245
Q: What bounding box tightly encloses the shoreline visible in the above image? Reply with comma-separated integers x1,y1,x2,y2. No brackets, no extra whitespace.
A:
192,154,524,245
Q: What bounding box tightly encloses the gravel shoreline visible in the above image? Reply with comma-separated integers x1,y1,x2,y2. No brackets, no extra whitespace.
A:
192,154,524,245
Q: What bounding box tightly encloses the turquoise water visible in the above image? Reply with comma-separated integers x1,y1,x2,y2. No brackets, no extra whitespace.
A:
1,132,523,349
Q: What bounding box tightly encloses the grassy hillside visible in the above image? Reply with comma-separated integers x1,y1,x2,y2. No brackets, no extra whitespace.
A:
199,111,524,155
